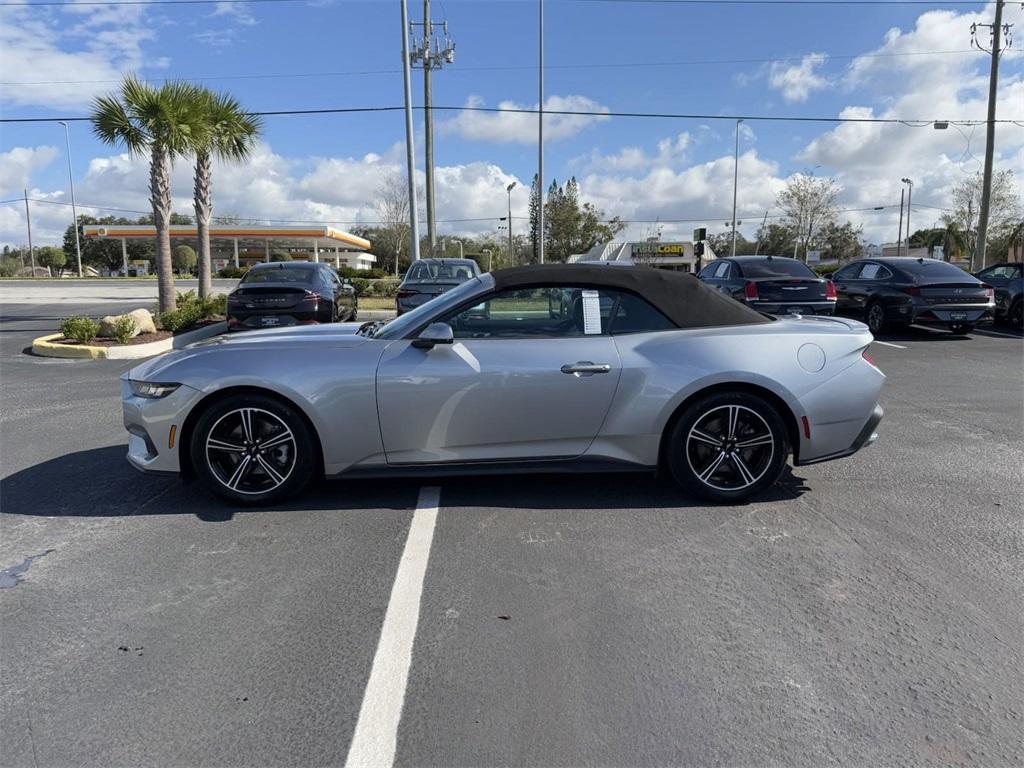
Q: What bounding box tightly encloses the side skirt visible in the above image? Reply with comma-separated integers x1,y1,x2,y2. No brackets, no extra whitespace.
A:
332,456,657,481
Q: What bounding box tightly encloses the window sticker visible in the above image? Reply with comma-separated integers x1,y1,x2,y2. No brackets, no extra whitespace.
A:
581,289,602,334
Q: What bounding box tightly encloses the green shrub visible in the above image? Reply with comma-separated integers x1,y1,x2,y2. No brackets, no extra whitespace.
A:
111,315,137,345
60,316,100,344
813,263,842,275
351,278,371,297
0,256,21,278
371,279,400,297
217,266,248,279
158,304,203,333
202,294,227,317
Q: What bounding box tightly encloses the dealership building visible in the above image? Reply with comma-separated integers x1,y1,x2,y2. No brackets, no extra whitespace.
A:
571,240,701,271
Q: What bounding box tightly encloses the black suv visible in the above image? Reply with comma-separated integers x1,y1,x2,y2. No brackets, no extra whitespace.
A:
697,255,836,316
832,257,994,335
975,262,1022,329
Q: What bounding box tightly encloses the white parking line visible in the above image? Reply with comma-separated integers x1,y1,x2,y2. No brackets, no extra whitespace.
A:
872,341,907,349
974,329,1023,339
345,486,441,768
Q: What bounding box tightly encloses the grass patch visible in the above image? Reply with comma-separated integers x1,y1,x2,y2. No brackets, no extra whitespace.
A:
359,297,395,311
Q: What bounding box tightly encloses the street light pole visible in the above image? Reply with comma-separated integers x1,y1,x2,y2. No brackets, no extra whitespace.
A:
58,121,83,277
897,188,905,257
537,0,545,265
901,177,913,255
400,0,421,262
506,181,516,266
730,119,743,257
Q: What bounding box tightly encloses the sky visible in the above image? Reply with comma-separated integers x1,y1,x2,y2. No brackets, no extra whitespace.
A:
1,0,1023,252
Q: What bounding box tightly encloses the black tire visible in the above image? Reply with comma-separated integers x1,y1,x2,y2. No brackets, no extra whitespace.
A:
865,301,887,334
666,391,790,504
1009,299,1023,331
350,307,358,322
190,393,316,505
949,323,974,336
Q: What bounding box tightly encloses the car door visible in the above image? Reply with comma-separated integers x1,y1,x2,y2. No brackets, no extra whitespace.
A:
375,284,621,464
833,263,866,314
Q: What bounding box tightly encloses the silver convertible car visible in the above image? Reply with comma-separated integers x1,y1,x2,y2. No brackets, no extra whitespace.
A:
121,264,884,505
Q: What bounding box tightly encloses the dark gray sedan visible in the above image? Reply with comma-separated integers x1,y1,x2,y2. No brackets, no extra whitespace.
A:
698,255,837,316
396,258,481,315
975,262,1022,329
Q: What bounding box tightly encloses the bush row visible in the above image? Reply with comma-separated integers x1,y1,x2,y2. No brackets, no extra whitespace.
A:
157,290,227,332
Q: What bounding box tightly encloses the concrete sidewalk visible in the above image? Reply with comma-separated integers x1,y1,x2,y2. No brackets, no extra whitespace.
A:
0,279,237,305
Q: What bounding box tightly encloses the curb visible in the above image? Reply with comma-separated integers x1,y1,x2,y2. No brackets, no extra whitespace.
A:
32,322,227,361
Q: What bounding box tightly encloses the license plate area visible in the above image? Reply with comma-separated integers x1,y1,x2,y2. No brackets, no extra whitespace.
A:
950,311,967,321
260,316,280,326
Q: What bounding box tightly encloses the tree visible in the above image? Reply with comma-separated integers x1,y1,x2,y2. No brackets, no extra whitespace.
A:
541,177,626,262
776,174,840,261
269,250,292,262
172,244,197,274
945,170,1022,270
91,76,203,312
708,232,757,257
528,173,541,263
189,88,262,298
37,246,66,275
375,171,412,276
820,221,863,261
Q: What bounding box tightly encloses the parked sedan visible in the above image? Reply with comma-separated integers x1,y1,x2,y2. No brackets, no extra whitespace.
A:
975,262,1022,329
226,261,357,331
396,258,481,315
832,257,994,335
121,263,884,506
698,255,837,316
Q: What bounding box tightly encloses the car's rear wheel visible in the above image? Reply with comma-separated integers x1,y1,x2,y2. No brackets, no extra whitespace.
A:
666,391,789,503
1009,299,1022,330
865,301,887,334
949,322,974,336
191,394,316,505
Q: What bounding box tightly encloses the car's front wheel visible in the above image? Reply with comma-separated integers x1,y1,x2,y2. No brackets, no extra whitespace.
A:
666,391,789,503
865,301,887,334
190,394,316,505
1008,299,1022,330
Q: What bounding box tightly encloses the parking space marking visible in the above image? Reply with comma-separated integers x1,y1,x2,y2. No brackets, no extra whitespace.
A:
345,486,441,768
872,340,907,349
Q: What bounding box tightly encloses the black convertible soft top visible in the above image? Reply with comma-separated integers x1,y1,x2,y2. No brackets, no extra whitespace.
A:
490,263,769,329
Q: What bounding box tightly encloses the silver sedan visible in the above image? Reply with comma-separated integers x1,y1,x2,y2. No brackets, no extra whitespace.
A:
121,264,885,505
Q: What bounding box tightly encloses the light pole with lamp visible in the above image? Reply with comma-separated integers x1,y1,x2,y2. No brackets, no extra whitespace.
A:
901,177,913,256
506,181,517,265
58,121,83,277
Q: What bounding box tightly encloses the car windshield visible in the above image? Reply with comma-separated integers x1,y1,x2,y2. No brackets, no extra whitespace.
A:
373,276,486,340
738,259,817,279
897,260,974,281
242,267,316,284
405,261,477,282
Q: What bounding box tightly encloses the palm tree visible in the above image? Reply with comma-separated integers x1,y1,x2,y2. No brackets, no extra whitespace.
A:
91,76,201,313
190,89,262,298
940,219,969,263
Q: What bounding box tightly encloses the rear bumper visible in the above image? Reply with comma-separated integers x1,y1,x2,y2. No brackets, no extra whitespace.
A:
752,301,835,316
797,404,883,466
227,309,321,331
909,306,993,327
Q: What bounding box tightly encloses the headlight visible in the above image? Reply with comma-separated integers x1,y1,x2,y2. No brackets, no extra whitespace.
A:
129,380,181,399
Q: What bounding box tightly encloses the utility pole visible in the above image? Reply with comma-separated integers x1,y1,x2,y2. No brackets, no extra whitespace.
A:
409,0,454,256
897,188,905,257
400,0,421,262
58,121,83,278
730,119,743,257
506,181,516,266
901,177,914,254
754,210,768,255
537,0,545,264
23,189,36,274
971,0,1009,271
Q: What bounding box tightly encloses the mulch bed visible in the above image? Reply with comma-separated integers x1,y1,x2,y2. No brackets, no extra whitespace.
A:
54,318,225,347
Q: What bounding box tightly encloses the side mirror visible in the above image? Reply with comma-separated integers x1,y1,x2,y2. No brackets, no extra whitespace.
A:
412,322,454,349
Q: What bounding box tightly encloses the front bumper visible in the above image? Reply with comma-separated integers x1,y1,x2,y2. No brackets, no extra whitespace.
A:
122,379,203,475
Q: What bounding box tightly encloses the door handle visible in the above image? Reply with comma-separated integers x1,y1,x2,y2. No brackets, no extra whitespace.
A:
560,361,612,377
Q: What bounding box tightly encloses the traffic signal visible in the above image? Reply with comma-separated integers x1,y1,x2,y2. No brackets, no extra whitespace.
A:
694,242,705,257
693,227,707,242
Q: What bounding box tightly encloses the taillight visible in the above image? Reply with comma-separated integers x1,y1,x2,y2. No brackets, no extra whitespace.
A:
743,281,759,301
900,285,921,296
862,348,882,372
825,281,837,300
396,289,419,300
984,286,994,299
303,290,321,302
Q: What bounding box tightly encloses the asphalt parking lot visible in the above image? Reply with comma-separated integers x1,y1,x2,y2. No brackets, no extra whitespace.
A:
1,299,1022,767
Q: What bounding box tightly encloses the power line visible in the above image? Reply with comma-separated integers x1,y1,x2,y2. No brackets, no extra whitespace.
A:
3,104,1020,124
1,0,304,6
0,49,981,86
566,0,985,5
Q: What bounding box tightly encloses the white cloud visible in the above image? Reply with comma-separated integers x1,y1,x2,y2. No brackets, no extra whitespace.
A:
769,54,830,103
0,5,156,110
211,1,258,26
0,146,60,197
575,132,691,173
441,94,610,144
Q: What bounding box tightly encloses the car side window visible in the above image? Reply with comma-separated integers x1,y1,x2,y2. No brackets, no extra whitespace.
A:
833,264,860,280
441,285,615,339
609,292,676,334
718,262,733,279
859,263,889,280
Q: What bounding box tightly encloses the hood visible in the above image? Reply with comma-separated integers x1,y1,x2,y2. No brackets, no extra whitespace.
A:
125,322,369,383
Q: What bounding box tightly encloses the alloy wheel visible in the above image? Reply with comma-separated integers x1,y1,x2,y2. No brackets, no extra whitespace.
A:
867,304,885,333
685,405,775,491
205,407,297,495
